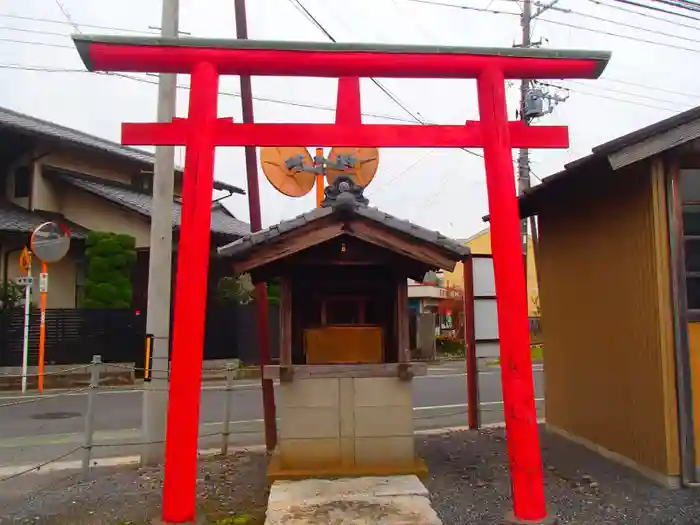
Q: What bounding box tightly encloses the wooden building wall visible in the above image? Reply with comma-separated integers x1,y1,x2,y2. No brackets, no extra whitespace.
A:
537,160,680,477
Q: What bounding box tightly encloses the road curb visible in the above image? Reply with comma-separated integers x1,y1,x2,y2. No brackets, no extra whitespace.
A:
0,419,547,478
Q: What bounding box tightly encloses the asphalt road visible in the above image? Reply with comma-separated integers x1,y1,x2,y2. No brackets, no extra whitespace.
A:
0,361,544,469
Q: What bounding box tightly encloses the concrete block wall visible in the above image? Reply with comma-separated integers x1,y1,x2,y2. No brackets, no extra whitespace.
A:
277,376,415,470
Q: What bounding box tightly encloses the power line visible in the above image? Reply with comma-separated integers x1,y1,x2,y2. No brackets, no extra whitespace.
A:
601,76,700,100
0,24,72,39
0,37,73,49
592,0,700,29
0,12,159,34
0,60,420,122
537,81,680,111
3,10,695,112
404,0,700,55
504,0,700,46
564,79,696,108
609,0,700,21
0,31,690,116
53,0,81,33
287,0,485,159
647,0,700,13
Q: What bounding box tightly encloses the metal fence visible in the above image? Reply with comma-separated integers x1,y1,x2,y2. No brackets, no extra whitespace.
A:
0,303,281,369
0,356,242,483
0,356,545,487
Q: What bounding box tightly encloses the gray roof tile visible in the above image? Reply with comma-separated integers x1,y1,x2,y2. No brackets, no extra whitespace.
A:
0,106,163,167
0,200,89,238
218,202,468,260
54,171,249,237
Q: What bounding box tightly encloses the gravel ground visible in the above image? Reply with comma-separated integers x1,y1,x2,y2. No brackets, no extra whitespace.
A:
0,450,269,525
422,424,700,524
3,424,700,524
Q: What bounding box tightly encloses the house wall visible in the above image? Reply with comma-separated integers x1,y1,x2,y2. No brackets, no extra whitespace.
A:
38,148,184,198
2,238,79,309
537,159,680,478
441,229,540,316
58,185,151,248
42,149,142,187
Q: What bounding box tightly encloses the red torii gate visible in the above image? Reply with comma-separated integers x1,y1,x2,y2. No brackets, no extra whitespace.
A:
73,35,609,525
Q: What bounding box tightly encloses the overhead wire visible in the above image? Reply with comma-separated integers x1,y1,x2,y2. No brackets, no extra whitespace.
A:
1,5,694,113
609,0,700,21
502,0,700,47
0,12,160,34
646,0,700,12
591,0,700,29
286,0,486,159
403,0,700,55
537,81,680,111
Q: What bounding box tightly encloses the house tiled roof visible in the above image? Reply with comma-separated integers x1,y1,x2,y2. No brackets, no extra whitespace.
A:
219,176,469,260
0,200,89,239
0,106,164,168
53,171,250,238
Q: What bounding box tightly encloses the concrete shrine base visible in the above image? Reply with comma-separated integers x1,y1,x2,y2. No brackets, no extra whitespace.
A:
264,366,429,482
264,475,442,525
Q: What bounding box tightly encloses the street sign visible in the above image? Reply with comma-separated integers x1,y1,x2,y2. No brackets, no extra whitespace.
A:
39,273,48,293
14,276,34,287
19,247,31,272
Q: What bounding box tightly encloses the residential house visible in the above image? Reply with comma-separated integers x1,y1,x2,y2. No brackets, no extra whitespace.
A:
440,226,540,317
0,106,249,310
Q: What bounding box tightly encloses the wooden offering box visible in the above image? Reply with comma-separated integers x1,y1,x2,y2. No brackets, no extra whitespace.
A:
218,176,470,480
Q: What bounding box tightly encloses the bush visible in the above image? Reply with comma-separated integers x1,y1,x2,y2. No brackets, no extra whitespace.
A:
436,335,465,356
84,232,137,309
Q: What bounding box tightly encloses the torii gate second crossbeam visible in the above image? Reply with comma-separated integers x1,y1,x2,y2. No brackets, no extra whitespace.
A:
72,35,610,525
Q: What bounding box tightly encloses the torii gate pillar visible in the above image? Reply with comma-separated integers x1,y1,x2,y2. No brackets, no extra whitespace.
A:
72,35,610,525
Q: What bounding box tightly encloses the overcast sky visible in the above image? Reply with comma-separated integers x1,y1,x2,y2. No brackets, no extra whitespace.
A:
1,0,698,238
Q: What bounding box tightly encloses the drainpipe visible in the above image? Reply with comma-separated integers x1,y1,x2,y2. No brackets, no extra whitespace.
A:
665,158,697,486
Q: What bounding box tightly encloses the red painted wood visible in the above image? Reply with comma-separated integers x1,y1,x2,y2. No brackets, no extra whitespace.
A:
84,41,604,79
477,68,547,521
462,256,479,430
336,77,362,125
122,120,569,148
161,61,219,524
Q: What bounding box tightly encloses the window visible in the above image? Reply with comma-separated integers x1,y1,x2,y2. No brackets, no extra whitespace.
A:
131,173,152,193
13,166,30,198
680,171,700,313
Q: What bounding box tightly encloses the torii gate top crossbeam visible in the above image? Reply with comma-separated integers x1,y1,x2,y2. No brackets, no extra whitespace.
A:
73,35,610,79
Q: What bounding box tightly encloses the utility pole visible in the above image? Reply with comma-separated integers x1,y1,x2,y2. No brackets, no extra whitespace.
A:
234,0,278,451
518,0,532,260
518,0,563,291
141,0,179,466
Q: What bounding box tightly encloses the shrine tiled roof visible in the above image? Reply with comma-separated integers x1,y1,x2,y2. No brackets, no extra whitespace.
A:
218,176,470,260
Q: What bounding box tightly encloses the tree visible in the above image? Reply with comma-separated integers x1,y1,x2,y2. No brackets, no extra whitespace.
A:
0,281,24,311
216,274,255,305
83,232,137,309
216,273,281,305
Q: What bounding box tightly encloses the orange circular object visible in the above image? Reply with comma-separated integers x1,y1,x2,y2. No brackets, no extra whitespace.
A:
326,147,379,187
260,147,315,197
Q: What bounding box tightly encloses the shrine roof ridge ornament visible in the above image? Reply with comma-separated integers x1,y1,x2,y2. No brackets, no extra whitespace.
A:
217,175,470,261
72,35,611,79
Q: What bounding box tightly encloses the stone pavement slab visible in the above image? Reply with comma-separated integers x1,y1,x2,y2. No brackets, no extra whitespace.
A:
265,475,442,525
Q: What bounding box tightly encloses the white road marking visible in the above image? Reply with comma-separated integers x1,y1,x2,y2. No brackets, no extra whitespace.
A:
0,367,544,401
